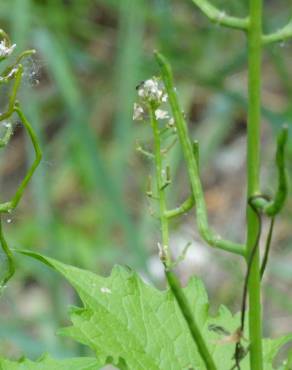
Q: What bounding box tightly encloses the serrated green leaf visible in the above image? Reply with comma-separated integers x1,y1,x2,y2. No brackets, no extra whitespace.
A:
20,251,292,370
0,354,100,370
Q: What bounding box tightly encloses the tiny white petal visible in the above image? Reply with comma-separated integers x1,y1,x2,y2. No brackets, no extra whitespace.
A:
137,78,166,104
0,40,16,57
133,103,144,121
168,118,175,126
161,93,168,102
155,109,169,120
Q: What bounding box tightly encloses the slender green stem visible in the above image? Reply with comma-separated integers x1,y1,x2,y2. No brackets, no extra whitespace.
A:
10,105,42,210
2,49,36,78
165,195,194,219
191,0,249,30
246,0,264,368
252,125,288,217
0,35,42,289
263,126,288,216
155,51,245,257
262,18,292,45
260,216,275,279
149,105,171,265
0,216,15,288
0,123,13,148
149,106,217,370
165,270,217,370
0,66,23,121
0,105,42,213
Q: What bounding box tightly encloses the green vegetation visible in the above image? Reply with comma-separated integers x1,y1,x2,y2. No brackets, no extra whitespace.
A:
0,0,292,369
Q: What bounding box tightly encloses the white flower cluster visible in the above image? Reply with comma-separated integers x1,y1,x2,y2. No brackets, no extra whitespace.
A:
137,78,168,104
0,40,16,58
133,77,172,124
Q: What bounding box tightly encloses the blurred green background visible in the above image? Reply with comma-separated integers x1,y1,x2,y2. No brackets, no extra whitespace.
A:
0,0,291,364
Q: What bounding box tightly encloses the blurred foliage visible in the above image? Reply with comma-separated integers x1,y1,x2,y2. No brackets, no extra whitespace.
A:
0,0,291,362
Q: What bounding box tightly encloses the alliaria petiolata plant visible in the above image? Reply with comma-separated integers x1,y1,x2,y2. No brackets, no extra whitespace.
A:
1,0,292,369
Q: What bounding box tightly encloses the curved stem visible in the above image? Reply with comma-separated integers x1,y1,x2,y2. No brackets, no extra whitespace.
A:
155,51,245,257
262,18,292,45
260,216,275,279
0,106,42,213
0,122,13,148
10,105,42,210
149,106,216,370
0,66,23,121
0,216,15,289
263,125,288,216
191,0,249,30
246,0,264,368
252,125,288,217
165,195,195,219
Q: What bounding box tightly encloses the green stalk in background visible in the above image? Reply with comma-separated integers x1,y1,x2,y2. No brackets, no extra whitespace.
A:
246,1,264,368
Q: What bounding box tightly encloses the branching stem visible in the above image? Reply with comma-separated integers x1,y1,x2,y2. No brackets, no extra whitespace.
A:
0,216,15,287
262,18,292,45
191,0,249,30
0,44,42,289
155,51,245,257
149,105,217,370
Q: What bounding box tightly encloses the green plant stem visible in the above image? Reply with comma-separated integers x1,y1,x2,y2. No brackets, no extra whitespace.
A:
149,106,216,370
191,0,249,30
262,126,288,216
0,123,13,148
260,216,275,279
0,105,42,213
262,18,292,45
165,195,194,219
0,216,15,288
252,125,288,217
165,270,216,370
155,51,245,257
149,105,171,265
246,0,264,368
0,66,23,121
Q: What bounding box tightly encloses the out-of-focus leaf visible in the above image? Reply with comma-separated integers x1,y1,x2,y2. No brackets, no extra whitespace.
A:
0,354,100,370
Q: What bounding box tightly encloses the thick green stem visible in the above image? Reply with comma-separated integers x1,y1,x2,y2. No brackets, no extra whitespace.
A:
247,0,264,368
149,106,216,370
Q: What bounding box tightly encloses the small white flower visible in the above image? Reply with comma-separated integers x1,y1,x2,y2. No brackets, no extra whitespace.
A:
133,103,145,121
100,287,112,294
168,118,175,126
137,78,166,103
0,40,16,58
155,109,169,120
161,93,168,103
